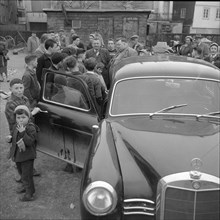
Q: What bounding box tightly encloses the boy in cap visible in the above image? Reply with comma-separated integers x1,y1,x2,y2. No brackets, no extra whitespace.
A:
22,55,41,109
6,105,37,201
130,35,144,53
5,78,41,181
204,42,220,68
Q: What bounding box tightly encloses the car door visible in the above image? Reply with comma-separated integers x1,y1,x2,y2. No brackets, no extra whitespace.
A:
35,69,100,168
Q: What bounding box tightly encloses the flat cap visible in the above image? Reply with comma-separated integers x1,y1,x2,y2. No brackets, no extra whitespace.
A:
195,34,202,39
130,35,139,39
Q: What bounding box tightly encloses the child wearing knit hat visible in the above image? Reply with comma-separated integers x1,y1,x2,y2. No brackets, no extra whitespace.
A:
6,105,37,202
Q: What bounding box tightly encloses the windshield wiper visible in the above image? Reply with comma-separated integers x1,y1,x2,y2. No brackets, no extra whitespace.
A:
149,104,188,117
205,111,220,116
196,111,220,119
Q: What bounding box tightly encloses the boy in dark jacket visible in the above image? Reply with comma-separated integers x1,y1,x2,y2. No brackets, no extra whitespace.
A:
6,105,37,201
22,55,41,109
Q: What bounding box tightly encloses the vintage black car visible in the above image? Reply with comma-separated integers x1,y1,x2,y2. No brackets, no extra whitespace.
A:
35,55,220,220
79,56,220,220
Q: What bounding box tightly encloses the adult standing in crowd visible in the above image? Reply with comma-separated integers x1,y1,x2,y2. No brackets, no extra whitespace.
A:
86,34,95,51
194,34,209,59
130,35,144,53
68,28,77,45
68,35,81,50
179,36,193,57
76,48,87,73
109,37,137,81
107,39,117,59
58,29,67,49
27,32,40,54
34,33,50,58
192,46,203,59
204,42,220,68
85,37,111,89
36,39,60,85
69,29,85,50
0,40,10,82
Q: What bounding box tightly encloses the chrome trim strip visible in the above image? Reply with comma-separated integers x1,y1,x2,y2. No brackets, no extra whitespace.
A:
124,211,154,216
42,98,91,112
164,185,219,192
193,191,197,220
124,206,154,211
109,76,220,117
162,172,220,185
124,198,155,204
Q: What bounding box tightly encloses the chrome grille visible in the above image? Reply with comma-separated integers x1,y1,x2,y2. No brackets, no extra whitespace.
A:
164,187,219,220
157,172,220,220
123,198,155,216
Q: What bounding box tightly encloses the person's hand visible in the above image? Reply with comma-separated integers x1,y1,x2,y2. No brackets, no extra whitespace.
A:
5,135,12,143
31,107,41,115
16,124,26,133
17,139,26,152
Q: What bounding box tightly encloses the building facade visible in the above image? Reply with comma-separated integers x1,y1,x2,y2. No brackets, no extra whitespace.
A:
43,9,151,46
0,0,26,30
190,1,220,34
172,1,196,34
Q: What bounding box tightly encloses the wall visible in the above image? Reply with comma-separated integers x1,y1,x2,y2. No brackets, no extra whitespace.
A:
46,10,150,45
191,1,220,34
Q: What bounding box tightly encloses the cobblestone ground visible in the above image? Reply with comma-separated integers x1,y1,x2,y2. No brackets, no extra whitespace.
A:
0,50,81,220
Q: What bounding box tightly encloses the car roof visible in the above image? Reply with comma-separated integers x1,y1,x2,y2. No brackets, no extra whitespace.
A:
113,55,220,82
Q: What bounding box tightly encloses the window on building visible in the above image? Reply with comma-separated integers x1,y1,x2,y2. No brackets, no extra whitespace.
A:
216,8,220,19
72,20,81,29
203,8,210,19
180,8,186,19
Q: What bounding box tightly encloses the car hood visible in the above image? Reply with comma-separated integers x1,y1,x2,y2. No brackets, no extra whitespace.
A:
110,116,219,198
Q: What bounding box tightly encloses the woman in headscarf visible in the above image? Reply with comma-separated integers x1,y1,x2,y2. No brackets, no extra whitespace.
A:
179,36,193,57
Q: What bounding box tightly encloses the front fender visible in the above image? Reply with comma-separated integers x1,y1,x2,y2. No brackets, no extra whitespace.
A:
80,120,123,220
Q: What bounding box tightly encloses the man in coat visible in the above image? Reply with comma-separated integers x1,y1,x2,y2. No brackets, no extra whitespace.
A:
27,32,40,54
130,35,144,53
85,38,111,89
109,37,138,82
194,34,209,59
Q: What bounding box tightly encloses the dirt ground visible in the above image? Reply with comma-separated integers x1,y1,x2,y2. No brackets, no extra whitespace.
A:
0,50,82,220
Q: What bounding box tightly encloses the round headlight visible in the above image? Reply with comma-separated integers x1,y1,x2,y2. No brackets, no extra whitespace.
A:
83,181,117,216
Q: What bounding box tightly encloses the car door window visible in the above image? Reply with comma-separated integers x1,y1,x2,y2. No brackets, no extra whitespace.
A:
44,72,90,110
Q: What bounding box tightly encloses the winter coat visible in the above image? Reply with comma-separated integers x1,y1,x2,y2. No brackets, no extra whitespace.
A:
9,122,37,162
27,36,40,54
22,67,41,108
5,94,30,134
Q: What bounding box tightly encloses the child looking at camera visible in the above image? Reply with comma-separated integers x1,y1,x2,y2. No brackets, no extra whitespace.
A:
5,78,41,181
6,105,37,201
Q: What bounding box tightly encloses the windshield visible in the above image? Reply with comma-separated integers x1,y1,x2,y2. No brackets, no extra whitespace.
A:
110,78,220,116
